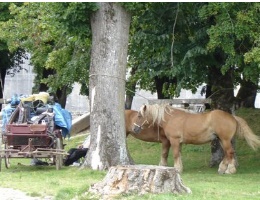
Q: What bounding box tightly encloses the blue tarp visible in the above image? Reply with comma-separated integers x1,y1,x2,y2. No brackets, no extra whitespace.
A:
1,101,72,138
53,103,72,138
2,104,16,133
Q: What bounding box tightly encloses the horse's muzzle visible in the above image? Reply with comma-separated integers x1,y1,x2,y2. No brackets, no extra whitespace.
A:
133,124,142,134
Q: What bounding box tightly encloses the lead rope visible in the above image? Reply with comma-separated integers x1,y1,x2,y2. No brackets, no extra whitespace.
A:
157,125,160,141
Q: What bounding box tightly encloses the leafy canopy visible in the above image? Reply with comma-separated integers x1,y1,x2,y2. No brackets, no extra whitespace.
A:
0,2,98,95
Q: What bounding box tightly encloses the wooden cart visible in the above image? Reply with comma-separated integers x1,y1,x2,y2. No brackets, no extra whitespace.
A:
0,102,68,171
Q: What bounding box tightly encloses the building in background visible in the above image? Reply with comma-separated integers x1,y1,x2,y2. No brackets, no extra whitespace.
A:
3,57,259,112
3,57,89,114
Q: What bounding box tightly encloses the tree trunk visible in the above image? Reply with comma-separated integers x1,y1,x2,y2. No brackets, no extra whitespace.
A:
89,165,191,198
36,68,68,108
125,94,134,110
55,86,68,108
0,68,6,110
236,80,257,108
201,85,212,109
155,76,166,99
155,76,177,99
85,3,133,170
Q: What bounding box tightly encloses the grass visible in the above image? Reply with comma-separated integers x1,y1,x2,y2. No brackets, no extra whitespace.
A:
0,108,260,199
0,133,106,199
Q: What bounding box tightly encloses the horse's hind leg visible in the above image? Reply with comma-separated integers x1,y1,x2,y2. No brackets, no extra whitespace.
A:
159,137,171,166
218,140,236,174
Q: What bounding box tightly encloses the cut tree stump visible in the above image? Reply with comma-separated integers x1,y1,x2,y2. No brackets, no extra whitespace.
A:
89,165,191,198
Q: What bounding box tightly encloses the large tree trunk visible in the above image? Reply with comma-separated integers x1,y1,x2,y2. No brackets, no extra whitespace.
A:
85,3,133,170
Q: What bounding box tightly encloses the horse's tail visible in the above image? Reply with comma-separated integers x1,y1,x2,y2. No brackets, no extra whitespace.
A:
234,116,260,151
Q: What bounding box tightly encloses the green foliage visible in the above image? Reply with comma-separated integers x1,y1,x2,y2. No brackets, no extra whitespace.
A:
62,2,98,38
0,3,13,21
128,3,179,95
0,2,98,95
0,2,26,75
120,2,145,14
1,2,260,100
199,2,260,84
128,2,260,99
128,3,214,97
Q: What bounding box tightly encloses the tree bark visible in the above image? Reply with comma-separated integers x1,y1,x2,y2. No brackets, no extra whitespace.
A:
236,80,258,108
89,165,191,198
155,76,177,99
85,3,133,170
55,85,68,108
0,68,6,110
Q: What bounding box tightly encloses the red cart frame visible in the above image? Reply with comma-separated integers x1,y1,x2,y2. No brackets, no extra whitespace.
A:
0,102,68,171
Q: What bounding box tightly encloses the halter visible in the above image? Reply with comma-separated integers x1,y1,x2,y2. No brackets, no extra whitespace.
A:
134,119,149,129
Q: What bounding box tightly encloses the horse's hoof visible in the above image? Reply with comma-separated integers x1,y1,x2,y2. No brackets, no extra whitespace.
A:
218,161,228,174
225,165,236,174
218,167,227,174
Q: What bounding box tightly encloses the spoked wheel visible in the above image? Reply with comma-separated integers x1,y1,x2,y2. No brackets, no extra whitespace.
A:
4,143,10,169
55,138,63,170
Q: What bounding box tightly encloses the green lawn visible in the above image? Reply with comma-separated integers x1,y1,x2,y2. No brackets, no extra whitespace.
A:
0,108,260,200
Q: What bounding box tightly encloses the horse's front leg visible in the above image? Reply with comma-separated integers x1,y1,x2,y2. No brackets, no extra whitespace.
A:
170,138,183,173
159,137,171,166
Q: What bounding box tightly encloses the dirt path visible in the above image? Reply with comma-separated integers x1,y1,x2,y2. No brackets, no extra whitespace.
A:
0,187,53,200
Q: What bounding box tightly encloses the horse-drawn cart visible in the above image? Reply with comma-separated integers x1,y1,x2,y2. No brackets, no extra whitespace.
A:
0,93,71,171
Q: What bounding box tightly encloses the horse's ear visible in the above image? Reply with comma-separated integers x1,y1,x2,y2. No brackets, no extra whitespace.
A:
143,105,147,112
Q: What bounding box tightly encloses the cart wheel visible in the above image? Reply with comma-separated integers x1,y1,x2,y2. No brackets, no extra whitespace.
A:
55,138,63,170
4,143,10,169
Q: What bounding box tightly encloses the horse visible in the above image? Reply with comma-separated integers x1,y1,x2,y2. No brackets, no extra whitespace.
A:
125,110,170,166
132,104,260,174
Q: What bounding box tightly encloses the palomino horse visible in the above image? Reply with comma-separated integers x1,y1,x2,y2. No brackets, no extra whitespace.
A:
132,104,260,174
125,110,170,166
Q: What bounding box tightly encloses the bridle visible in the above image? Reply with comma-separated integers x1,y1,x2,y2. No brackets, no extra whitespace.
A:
134,119,149,130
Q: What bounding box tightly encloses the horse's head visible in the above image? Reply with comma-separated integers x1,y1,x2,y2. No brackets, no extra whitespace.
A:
133,105,150,134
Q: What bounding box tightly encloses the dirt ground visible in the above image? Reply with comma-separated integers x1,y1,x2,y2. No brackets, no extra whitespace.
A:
0,187,53,200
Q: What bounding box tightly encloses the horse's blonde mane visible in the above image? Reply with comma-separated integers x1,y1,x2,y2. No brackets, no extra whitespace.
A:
140,104,173,125
140,104,195,125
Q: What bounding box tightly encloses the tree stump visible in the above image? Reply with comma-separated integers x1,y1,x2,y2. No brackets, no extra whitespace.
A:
89,165,191,199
